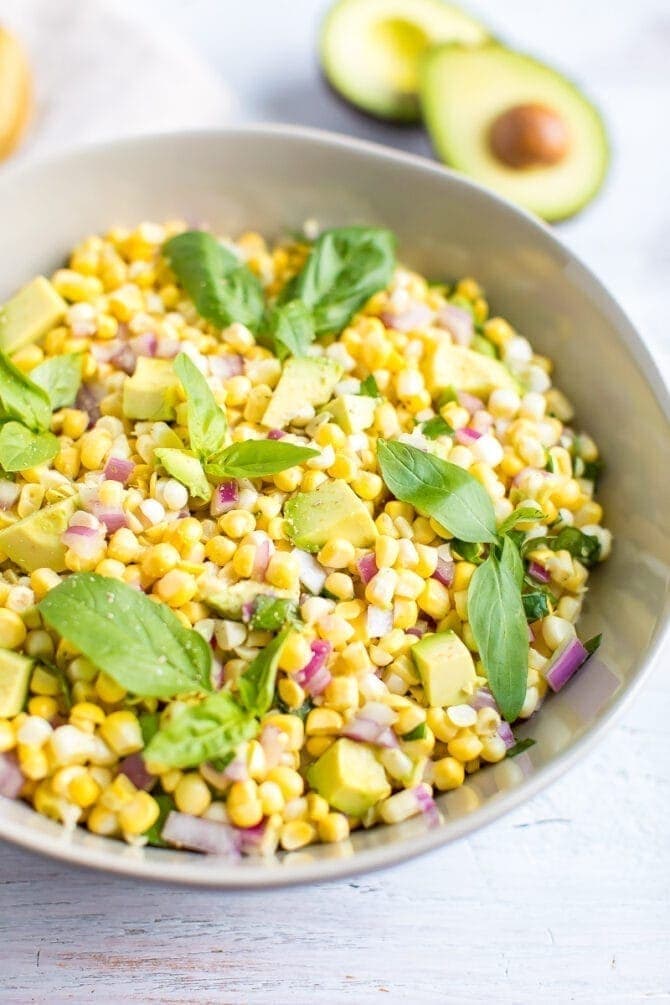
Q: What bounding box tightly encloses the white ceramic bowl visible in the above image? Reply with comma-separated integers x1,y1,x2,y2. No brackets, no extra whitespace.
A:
1,126,668,888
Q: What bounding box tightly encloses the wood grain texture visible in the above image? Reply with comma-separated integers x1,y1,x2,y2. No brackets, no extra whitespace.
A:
2,0,670,1001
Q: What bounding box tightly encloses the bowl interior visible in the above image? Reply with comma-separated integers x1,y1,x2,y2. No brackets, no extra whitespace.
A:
1,127,668,887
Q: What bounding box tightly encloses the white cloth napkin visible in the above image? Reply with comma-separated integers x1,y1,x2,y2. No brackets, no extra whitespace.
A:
1,0,233,165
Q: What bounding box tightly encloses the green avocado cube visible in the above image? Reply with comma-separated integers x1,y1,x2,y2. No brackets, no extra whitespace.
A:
411,630,477,707
261,357,343,429
322,393,377,433
206,581,299,620
0,650,33,718
122,357,180,421
425,344,517,398
308,738,390,816
0,277,66,354
0,495,78,573
285,479,377,552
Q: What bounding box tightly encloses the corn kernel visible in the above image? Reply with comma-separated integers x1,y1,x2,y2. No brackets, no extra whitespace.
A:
99,711,143,756
305,708,343,736
0,609,26,649
318,812,350,843
280,819,315,851
433,756,466,790
174,773,212,816
266,765,303,800
278,631,312,673
417,579,451,620
95,672,127,704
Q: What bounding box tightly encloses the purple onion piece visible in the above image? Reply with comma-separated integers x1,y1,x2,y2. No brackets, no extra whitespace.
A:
545,636,590,692
161,811,241,856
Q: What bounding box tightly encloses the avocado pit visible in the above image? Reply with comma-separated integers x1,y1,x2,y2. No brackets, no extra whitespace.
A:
489,102,570,169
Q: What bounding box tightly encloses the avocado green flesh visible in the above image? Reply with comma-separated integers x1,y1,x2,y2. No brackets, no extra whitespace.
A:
308,737,391,816
0,277,66,354
411,630,477,706
0,496,78,573
261,357,343,430
206,581,299,620
0,650,33,718
285,479,377,553
321,0,489,122
425,343,518,397
421,45,609,220
122,357,180,421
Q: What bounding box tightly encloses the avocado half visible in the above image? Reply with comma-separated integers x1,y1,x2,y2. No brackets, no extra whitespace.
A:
320,0,489,122
421,44,610,221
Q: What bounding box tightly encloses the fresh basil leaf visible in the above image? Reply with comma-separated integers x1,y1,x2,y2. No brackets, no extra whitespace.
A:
163,231,264,332
277,696,313,721
266,300,315,360
174,353,227,462
238,625,291,718
206,439,318,479
522,591,550,621
584,633,602,655
359,375,380,398
0,352,52,431
377,439,497,544
468,552,528,722
144,691,256,769
139,712,161,745
507,738,536,758
549,527,601,567
144,793,174,847
402,723,427,741
154,447,212,501
451,539,486,564
498,504,544,537
30,354,82,410
288,227,395,336
0,422,59,472
574,458,604,486
250,596,299,632
500,534,524,590
421,415,454,440
41,659,72,712
39,573,213,699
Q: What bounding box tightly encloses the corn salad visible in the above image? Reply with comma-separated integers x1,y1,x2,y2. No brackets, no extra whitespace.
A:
0,220,610,857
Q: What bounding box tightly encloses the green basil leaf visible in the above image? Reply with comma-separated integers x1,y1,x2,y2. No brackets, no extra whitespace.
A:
421,415,454,440
144,692,256,770
250,595,299,631
0,352,52,431
266,300,315,360
277,696,313,721
174,352,228,462
583,633,602,655
139,712,161,745
0,422,59,472
497,504,544,537
206,439,318,479
154,447,212,501
402,722,427,741
547,526,601,566
288,227,395,336
507,738,536,758
500,534,524,590
451,539,486,564
41,659,72,712
30,354,82,410
574,457,604,486
359,375,380,398
38,573,213,699
143,793,174,847
468,552,528,722
522,591,550,621
376,439,497,544
163,230,265,332
238,625,291,718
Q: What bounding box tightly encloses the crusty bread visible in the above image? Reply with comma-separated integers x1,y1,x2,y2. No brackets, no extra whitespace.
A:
0,27,32,162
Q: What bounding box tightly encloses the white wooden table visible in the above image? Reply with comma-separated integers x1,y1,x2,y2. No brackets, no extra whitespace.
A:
2,2,669,1001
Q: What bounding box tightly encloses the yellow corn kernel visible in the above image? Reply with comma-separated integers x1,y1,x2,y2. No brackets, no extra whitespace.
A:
99,711,143,756
280,819,315,851
340,640,371,673
219,509,256,539
265,552,299,591
483,316,514,347
273,466,303,493
141,542,180,581
174,773,212,816
68,771,101,808
29,568,62,599
99,774,137,811
316,614,353,648
155,569,197,608
18,744,49,780
318,811,350,843
259,780,284,815
227,781,263,828
94,672,127,705
452,562,476,591
266,765,304,800
447,733,483,762
393,598,419,630
204,535,236,565
323,675,358,711
426,708,458,743
160,769,182,794
27,696,58,719
327,454,358,482
305,708,343,736
453,590,468,622
433,756,466,790
0,720,16,752
278,631,312,673
87,805,119,837
317,538,356,569
79,430,112,471
306,792,329,822
232,543,256,579
395,705,426,736
117,791,160,835
417,579,451,620
276,677,306,710
351,472,383,501
375,535,399,569
305,736,334,758
52,269,103,302
263,714,304,752
324,572,354,601
0,609,26,649
300,470,327,492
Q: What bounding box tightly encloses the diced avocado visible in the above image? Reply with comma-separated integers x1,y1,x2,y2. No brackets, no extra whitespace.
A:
206,581,299,620
0,649,33,718
322,393,376,433
0,277,66,354
0,495,78,573
471,334,498,359
285,479,377,553
261,357,343,430
320,0,489,122
154,448,211,501
122,358,180,421
411,630,477,706
424,343,518,398
308,737,390,816
421,45,609,222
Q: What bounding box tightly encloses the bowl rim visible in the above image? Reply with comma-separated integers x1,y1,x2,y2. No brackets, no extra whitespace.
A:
0,123,668,889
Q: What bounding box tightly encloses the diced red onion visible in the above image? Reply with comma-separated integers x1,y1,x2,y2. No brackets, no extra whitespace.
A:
545,636,590,693
366,604,393,639
259,725,284,769
75,383,105,427
457,391,484,413
267,429,285,440
61,523,103,558
0,480,20,510
109,343,137,375
93,508,127,533
304,665,332,696
161,811,241,856
343,702,398,748
471,410,494,433
209,354,244,379
406,626,424,638
236,820,268,855
0,751,24,798
513,466,551,487
104,457,134,484
357,553,378,585
437,304,474,346
223,749,249,782
470,688,497,711
129,332,158,358
294,640,332,695
241,601,254,624
497,720,515,748
155,337,181,359
91,340,121,364
210,480,239,516
292,548,327,594
528,561,551,584
118,754,155,791
252,539,271,581
455,426,482,446
412,784,440,827
432,556,455,587
381,302,434,332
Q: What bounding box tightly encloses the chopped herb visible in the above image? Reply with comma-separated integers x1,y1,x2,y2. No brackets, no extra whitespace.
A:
507,738,536,758
143,794,174,847
249,595,299,632
402,723,427,741
522,591,550,621
359,374,380,398
277,696,314,721
451,539,486,563
421,415,454,440
583,633,602,655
